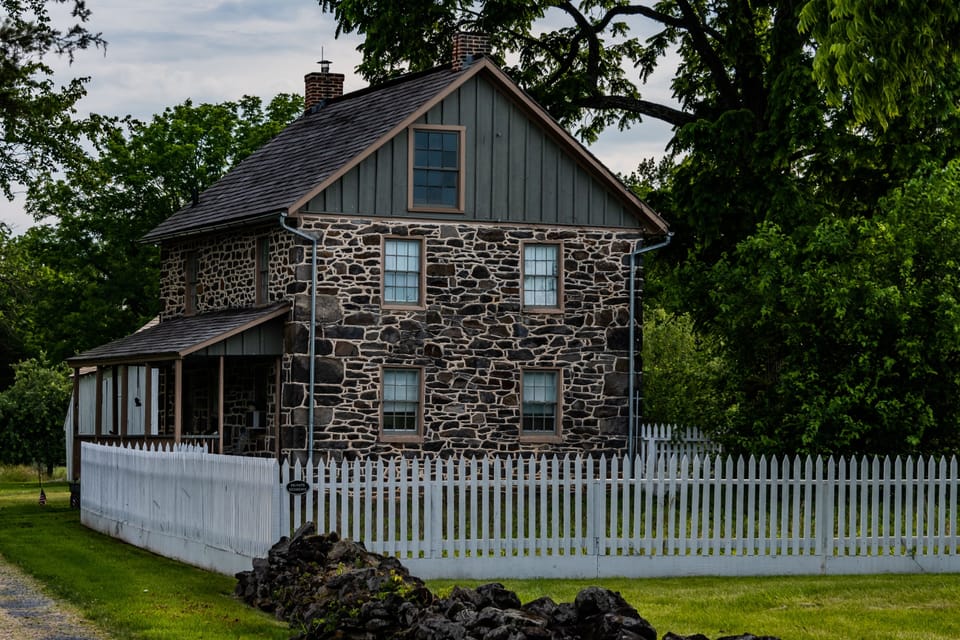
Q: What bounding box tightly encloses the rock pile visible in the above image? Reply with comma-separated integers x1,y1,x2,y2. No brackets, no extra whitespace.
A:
235,524,780,640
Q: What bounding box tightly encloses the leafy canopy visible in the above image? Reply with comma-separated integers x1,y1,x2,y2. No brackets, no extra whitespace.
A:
0,0,104,198
5,93,303,366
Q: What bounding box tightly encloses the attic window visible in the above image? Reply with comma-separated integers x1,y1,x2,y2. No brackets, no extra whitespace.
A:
409,126,464,212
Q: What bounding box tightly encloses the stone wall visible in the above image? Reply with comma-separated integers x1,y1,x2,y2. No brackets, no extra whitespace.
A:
159,224,296,319
281,216,643,459
159,216,644,460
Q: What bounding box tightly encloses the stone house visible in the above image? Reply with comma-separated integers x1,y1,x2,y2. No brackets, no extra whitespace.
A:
66,34,669,477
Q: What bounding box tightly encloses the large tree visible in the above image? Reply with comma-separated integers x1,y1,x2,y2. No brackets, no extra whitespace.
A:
13,94,303,364
320,0,960,456
0,0,104,198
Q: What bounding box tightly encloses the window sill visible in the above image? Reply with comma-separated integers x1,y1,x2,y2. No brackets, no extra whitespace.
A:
519,433,563,444
521,306,564,314
381,303,427,312
407,205,465,214
379,431,424,444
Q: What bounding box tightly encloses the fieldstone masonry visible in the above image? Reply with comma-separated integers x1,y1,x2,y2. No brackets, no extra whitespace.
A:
159,216,644,459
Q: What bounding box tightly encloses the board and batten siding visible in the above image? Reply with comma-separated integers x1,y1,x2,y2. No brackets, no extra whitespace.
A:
305,75,640,228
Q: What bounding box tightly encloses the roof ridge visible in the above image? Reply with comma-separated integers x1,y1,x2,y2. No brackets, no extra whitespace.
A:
303,64,458,116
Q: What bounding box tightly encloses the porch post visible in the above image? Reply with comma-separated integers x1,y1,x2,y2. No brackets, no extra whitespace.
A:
144,364,153,437
94,367,103,438
218,355,225,454
174,359,183,444
119,365,129,438
72,368,81,481
111,365,119,436
274,356,281,460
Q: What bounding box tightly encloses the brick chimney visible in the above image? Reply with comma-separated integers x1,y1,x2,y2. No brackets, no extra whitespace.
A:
451,32,491,72
304,60,344,111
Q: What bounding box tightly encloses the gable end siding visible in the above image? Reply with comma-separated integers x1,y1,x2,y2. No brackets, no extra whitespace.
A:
305,76,641,228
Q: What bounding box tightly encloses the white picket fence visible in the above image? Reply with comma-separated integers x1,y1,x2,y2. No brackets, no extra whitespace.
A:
637,423,719,467
80,442,282,574
80,443,960,578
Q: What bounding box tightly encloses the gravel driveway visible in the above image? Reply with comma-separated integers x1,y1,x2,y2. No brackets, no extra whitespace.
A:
0,554,108,640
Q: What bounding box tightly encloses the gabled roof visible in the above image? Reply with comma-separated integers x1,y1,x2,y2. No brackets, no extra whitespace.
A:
143,59,667,242
67,303,290,366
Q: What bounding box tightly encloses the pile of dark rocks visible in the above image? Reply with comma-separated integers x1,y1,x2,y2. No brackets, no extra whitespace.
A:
235,524,780,640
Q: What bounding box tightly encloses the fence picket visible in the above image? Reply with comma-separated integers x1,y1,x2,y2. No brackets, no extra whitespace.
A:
80,444,960,579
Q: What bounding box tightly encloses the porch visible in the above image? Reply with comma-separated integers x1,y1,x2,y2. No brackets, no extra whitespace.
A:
65,304,290,481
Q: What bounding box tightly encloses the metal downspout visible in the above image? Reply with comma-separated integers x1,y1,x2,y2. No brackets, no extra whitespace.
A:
280,213,318,465
628,232,673,462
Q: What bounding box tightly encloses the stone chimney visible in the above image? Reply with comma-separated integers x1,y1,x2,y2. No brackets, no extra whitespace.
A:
451,32,491,72
304,60,344,111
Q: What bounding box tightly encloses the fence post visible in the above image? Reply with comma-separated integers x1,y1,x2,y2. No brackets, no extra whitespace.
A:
815,455,835,567
273,458,285,543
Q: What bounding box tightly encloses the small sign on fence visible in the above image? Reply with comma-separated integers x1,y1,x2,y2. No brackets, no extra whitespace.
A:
285,480,310,495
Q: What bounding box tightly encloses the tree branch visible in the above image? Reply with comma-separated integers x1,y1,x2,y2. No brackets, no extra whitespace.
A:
573,95,695,127
674,0,738,109
596,4,722,41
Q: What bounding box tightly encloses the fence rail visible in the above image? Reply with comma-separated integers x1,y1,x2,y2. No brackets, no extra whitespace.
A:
80,443,960,578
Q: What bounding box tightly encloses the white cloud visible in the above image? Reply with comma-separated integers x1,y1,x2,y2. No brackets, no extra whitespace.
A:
1,1,678,234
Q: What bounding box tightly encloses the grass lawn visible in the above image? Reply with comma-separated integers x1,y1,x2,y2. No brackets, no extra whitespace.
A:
2,466,960,639
430,574,960,639
0,470,290,639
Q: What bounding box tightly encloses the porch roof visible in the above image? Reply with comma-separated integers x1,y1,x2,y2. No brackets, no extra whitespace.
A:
67,303,290,367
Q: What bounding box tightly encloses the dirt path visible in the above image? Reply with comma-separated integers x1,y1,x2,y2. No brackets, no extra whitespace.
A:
0,554,109,640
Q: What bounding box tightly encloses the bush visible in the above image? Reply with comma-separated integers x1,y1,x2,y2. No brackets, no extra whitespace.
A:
0,358,71,473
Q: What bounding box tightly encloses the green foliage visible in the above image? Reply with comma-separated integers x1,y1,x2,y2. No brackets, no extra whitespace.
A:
800,0,960,129
0,357,70,470
0,223,33,388
0,0,104,198
710,161,960,456
641,307,735,431
9,93,302,364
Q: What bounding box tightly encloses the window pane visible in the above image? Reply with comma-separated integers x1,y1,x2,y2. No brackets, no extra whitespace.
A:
522,371,558,432
523,245,559,307
384,369,420,432
384,239,421,305
412,129,460,207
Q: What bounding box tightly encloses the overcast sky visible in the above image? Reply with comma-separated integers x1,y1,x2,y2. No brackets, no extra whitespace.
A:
1,0,676,234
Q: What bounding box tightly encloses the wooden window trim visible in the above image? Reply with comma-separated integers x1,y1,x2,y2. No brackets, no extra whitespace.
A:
184,251,198,316
379,365,425,443
381,236,427,310
521,241,564,314
255,236,270,306
407,125,466,214
519,367,563,442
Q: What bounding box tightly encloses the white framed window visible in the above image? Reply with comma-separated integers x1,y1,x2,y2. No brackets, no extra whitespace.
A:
409,126,465,211
521,369,561,436
381,367,423,439
522,243,561,309
383,237,424,307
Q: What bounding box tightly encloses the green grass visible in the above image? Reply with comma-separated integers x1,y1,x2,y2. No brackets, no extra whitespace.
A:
0,468,289,640
427,574,960,639
3,465,960,639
